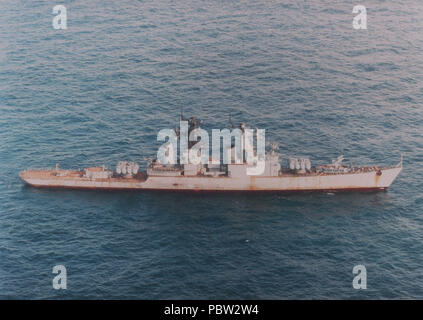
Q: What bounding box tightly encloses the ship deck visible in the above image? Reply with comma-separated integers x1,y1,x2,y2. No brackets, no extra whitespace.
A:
19,169,147,182
20,165,397,181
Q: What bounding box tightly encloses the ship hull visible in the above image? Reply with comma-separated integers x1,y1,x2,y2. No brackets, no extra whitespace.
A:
19,167,401,193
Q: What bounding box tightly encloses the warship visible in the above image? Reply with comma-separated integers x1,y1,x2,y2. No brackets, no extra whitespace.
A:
19,116,402,193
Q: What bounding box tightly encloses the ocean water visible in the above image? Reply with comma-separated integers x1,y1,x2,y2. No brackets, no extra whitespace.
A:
0,0,422,299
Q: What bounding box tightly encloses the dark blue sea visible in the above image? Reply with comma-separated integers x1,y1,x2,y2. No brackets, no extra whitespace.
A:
0,0,422,299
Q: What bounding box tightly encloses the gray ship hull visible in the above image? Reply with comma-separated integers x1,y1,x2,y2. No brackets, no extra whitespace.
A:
20,166,402,192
